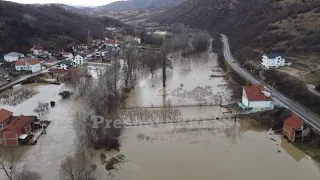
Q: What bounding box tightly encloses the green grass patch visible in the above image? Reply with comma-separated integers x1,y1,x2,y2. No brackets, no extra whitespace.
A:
293,142,320,163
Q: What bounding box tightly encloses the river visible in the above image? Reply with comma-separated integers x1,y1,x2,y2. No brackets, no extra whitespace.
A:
1,51,320,180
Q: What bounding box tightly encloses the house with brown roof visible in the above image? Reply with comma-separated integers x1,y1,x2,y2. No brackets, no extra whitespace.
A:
238,85,274,112
15,59,41,73
0,109,32,146
283,114,310,142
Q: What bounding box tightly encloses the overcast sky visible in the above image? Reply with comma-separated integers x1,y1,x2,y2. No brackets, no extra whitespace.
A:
7,0,120,6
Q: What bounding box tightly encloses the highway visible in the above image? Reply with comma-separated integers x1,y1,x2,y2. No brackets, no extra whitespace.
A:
221,34,320,131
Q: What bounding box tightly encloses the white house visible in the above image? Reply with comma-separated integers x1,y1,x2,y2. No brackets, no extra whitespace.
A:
78,44,88,50
106,27,117,31
56,60,75,70
240,85,274,112
62,52,74,60
30,45,43,55
124,36,141,44
73,54,85,65
3,52,24,62
15,59,41,73
261,52,292,68
94,51,108,57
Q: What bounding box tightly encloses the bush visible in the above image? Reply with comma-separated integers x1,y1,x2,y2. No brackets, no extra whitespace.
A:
58,91,73,99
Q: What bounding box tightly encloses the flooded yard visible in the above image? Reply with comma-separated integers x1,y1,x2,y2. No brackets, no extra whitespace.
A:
0,84,77,180
1,51,320,180
94,52,320,179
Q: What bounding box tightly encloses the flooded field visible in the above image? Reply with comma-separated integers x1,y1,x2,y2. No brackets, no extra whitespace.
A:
1,51,320,180
0,84,77,180
94,52,320,179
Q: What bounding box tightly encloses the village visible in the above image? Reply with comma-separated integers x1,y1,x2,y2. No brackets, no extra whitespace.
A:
0,24,316,147
0,23,319,180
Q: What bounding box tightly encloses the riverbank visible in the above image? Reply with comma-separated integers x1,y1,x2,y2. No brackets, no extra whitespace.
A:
217,50,320,164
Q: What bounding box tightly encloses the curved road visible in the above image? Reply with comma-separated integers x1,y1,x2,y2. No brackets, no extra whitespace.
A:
221,34,320,131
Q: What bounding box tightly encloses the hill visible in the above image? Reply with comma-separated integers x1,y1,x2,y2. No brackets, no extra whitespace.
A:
96,0,185,12
150,0,320,60
0,1,126,55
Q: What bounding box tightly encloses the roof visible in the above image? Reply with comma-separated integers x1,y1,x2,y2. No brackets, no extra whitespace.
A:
4,52,24,57
243,85,271,101
15,60,26,66
62,52,72,56
15,59,40,66
106,40,116,44
2,115,32,134
28,59,40,65
0,109,13,122
31,45,43,50
47,59,58,63
284,114,304,129
264,52,285,59
49,69,68,74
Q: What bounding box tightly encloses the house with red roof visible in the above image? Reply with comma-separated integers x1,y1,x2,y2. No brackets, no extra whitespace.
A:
105,39,119,47
0,109,32,146
283,114,310,142
238,85,274,112
15,59,41,73
0,109,13,128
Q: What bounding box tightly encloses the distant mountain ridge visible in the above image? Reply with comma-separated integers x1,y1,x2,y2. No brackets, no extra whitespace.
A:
0,1,126,55
150,0,320,56
96,0,185,11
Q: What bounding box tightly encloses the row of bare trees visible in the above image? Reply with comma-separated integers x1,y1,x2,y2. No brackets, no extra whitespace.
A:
0,148,41,180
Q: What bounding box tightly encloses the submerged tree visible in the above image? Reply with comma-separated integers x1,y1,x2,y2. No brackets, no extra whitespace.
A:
60,147,96,180
13,166,41,180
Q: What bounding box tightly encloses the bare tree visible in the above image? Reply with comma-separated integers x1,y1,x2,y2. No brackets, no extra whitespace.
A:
141,51,161,77
13,166,41,180
60,147,96,180
69,68,91,97
122,46,139,88
0,147,23,180
190,30,210,53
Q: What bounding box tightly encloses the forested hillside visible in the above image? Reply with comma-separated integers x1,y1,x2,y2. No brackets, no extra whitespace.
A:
150,0,320,58
0,1,125,55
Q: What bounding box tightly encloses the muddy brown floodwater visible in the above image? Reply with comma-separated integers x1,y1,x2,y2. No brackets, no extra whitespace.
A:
1,51,320,180
94,52,320,180
0,84,78,180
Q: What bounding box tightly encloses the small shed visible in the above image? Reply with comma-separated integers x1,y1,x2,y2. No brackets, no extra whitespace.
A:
283,114,310,142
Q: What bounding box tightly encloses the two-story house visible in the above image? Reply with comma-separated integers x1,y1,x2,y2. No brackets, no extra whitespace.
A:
0,109,32,146
261,52,292,68
73,54,85,65
15,59,41,73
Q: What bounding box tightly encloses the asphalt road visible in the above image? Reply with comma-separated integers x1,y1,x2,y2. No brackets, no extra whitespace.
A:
0,62,59,92
221,34,320,131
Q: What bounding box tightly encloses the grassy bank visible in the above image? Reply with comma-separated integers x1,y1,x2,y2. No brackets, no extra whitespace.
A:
264,70,320,116
217,51,320,163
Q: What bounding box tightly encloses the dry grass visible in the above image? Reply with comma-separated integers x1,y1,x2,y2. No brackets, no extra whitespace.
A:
305,70,320,85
